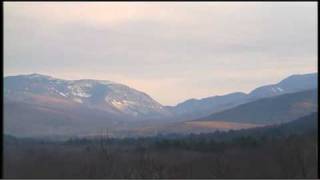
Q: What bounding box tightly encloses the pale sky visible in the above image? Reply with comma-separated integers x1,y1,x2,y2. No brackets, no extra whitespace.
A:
3,2,317,105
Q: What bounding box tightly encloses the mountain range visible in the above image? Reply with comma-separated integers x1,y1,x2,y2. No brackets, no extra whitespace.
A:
167,73,317,120
196,89,317,124
3,72,318,137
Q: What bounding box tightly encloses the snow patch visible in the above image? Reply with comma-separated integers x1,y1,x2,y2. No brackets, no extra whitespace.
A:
59,92,67,97
73,98,83,104
110,100,127,109
271,87,284,93
68,85,91,98
277,87,284,92
99,80,114,85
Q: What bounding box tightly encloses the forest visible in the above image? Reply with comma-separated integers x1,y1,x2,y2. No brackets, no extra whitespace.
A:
3,113,318,179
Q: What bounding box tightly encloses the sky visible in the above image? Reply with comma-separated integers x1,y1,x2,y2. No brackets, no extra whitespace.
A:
4,2,317,105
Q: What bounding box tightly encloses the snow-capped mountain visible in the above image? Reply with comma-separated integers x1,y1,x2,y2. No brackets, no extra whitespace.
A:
5,73,316,121
3,72,317,138
4,74,170,118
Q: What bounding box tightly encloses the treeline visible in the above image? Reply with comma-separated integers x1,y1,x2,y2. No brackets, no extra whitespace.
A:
3,113,318,178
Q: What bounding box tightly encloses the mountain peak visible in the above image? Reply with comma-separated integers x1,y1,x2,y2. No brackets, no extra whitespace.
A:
248,73,317,99
4,73,170,118
279,72,317,84
26,73,54,79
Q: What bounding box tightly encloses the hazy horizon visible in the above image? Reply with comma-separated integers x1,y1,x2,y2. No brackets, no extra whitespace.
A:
4,71,317,106
4,2,317,105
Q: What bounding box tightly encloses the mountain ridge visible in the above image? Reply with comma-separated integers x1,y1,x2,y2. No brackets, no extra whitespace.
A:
3,72,318,137
4,73,171,119
167,72,317,120
194,89,317,124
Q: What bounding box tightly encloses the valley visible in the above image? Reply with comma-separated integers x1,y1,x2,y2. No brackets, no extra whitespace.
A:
3,73,317,138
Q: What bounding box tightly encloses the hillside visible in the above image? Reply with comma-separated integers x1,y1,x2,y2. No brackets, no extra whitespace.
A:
196,89,317,124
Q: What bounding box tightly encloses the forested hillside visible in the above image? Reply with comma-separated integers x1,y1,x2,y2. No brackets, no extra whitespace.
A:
4,113,317,178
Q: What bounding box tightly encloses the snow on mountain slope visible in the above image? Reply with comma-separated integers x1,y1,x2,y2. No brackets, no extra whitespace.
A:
167,73,317,120
248,73,317,99
4,72,317,121
4,74,170,118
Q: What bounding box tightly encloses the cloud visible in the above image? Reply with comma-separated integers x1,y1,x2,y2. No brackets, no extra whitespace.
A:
4,2,317,105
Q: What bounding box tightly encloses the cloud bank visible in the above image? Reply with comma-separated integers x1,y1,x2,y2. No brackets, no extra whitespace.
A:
4,2,317,105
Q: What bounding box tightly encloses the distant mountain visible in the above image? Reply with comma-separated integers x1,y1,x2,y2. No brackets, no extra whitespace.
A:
166,92,248,120
195,89,317,125
109,103,317,138
248,73,317,100
3,74,173,137
168,73,317,120
3,72,318,138
4,74,170,119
